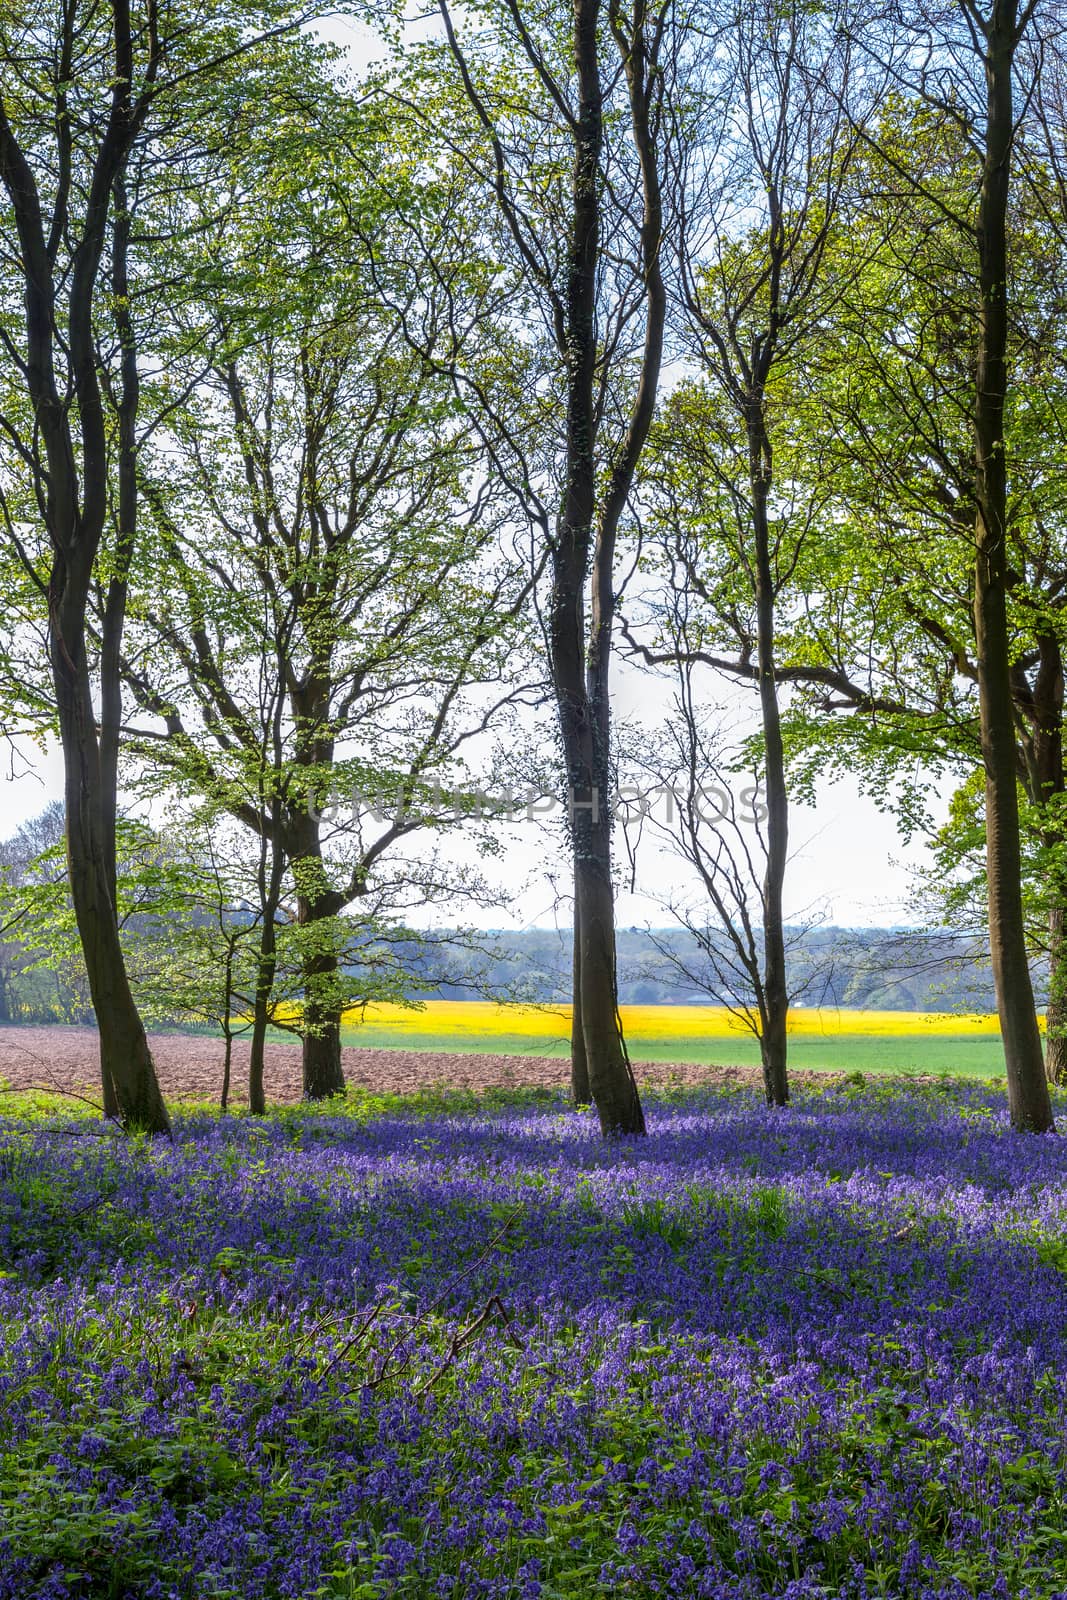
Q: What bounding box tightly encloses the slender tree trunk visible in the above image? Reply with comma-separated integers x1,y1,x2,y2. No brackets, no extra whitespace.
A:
220,934,236,1111
99,175,136,914
750,412,789,1107
548,0,640,1135
571,871,591,1105
248,969,271,1117
554,569,644,1142
439,0,665,1134
572,780,644,1132
1040,772,1067,1090
249,932,274,1116
249,838,285,1116
1014,638,1066,1087
578,469,643,1132
0,24,168,1133
976,551,1050,1128
51,597,170,1133
973,6,1053,1132
549,0,666,1136
95,176,140,1124
1047,904,1067,1085
221,1029,234,1111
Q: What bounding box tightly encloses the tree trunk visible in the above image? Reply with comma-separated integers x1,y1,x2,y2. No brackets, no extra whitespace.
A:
751,412,789,1108
759,1026,788,1104
286,659,346,1101
973,6,1053,1132
219,931,237,1111
439,0,665,1135
99,174,137,917
220,1028,233,1112
248,978,270,1117
302,1007,345,1100
52,605,170,1134
249,843,284,1116
94,178,140,1125
569,628,643,1132
554,586,643,1133
574,801,645,1135
296,870,346,1100
1046,904,1067,1085
548,0,665,1137
570,873,591,1105
1014,649,1066,1087
0,28,167,1132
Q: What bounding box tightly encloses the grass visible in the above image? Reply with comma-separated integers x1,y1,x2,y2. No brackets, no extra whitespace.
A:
339,1000,1012,1077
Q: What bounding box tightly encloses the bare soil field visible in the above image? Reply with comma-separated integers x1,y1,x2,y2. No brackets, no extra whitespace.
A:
0,1023,782,1107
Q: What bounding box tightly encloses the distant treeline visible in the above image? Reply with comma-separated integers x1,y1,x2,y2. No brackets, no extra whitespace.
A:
0,903,1024,1028
412,926,1019,1013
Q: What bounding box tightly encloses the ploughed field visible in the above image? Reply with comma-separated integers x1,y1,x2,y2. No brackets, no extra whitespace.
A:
3,1081,1067,1597
0,1002,1015,1110
0,1025,834,1106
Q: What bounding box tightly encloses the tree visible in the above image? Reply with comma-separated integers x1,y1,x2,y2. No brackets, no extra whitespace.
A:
0,806,233,1042
0,802,92,1024
623,0,872,1105
620,672,834,1095
913,768,1062,1017
122,813,269,1112
0,0,315,1130
118,93,533,1099
751,75,1067,1105
966,0,1053,1129
411,0,682,1134
632,33,1066,1125
818,2,1054,1126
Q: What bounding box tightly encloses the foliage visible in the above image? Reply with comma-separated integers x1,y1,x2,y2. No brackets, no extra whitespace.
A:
2,0,1067,1112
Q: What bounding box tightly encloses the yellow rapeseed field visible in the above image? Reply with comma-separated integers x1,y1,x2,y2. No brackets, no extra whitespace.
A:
343,999,1010,1040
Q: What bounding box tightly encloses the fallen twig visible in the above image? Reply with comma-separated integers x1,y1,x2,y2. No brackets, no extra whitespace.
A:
410,1296,521,1397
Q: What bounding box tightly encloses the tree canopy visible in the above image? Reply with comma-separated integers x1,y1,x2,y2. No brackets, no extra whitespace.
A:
1,0,1066,1131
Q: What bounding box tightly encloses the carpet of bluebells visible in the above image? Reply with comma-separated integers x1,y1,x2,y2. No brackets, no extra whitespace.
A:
3,1079,1067,1599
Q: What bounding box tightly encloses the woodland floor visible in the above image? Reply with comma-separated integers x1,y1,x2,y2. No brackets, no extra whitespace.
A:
5,1073,1067,1596
0,1022,845,1105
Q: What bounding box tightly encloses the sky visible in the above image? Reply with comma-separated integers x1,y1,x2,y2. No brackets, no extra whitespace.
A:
459,779,942,934
401,662,952,934
0,674,951,934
